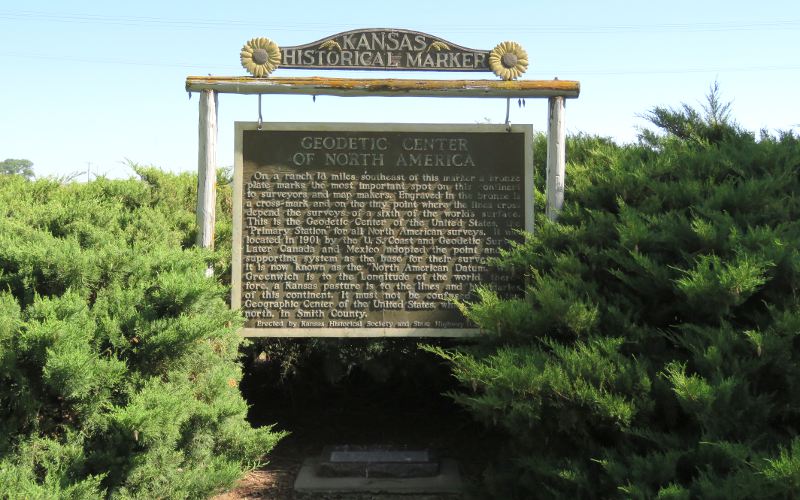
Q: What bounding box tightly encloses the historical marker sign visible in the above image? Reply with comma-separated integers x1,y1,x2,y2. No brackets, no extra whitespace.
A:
232,123,533,337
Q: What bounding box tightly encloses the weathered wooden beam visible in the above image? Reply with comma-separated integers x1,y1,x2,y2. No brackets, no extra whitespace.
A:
546,96,566,220
185,76,580,98
196,89,218,263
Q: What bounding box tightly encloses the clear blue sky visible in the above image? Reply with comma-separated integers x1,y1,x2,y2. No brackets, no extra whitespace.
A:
1,1,798,179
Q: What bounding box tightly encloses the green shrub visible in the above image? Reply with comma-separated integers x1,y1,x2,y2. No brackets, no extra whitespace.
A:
0,169,283,499
428,90,800,498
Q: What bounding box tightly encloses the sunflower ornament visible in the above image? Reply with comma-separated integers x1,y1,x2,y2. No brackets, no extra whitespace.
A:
489,41,528,80
240,37,281,77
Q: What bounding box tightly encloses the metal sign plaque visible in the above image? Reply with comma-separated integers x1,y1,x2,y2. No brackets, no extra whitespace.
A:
280,29,489,72
232,123,533,337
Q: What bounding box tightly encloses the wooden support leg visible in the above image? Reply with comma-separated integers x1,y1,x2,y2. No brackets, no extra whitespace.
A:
197,89,218,249
197,89,218,275
546,96,566,221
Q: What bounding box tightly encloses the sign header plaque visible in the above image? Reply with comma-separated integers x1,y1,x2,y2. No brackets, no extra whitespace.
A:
239,29,530,80
280,28,490,72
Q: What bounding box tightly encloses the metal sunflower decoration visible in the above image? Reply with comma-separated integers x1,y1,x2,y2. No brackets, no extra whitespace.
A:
240,37,281,77
489,41,529,80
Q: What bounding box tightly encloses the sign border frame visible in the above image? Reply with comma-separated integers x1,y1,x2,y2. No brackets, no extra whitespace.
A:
233,121,533,338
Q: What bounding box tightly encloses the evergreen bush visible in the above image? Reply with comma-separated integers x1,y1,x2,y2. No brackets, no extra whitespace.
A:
427,89,800,498
0,168,283,499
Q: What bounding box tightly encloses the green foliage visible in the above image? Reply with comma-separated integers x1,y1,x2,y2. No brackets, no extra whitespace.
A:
0,158,34,179
0,168,283,499
760,436,800,493
429,89,800,498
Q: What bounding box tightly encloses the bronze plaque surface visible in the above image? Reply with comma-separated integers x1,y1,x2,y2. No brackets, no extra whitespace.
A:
233,123,533,337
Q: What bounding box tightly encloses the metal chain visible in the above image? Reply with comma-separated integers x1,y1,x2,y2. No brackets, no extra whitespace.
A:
505,98,511,131
257,94,263,130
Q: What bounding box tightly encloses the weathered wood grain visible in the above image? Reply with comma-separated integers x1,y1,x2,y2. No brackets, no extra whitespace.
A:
546,96,566,220
186,76,580,98
196,89,218,262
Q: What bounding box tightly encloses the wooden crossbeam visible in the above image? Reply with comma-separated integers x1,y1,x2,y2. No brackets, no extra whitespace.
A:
186,76,580,98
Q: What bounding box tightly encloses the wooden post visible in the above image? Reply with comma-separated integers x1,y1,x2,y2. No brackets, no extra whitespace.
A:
196,89,218,268
546,96,566,220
